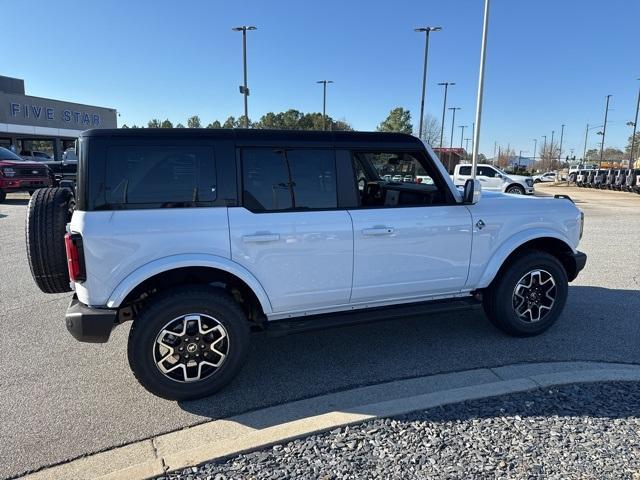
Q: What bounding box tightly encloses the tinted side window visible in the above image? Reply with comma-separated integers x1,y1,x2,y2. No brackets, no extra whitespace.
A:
459,166,471,175
477,166,496,177
287,149,337,209
242,149,292,211
105,146,216,207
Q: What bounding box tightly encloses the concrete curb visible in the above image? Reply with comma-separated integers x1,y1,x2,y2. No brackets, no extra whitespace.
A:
19,361,640,480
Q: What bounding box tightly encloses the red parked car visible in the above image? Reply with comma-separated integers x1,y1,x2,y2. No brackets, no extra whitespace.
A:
0,147,52,202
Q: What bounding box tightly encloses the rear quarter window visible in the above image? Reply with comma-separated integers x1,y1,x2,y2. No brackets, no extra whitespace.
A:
104,145,216,208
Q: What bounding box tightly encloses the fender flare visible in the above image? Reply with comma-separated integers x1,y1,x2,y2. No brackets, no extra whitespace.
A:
105,254,273,314
475,229,575,288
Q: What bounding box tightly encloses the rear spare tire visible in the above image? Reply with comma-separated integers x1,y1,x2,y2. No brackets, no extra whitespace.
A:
25,188,75,293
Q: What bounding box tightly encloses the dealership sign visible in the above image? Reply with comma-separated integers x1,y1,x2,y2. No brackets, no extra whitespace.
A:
0,92,117,131
10,102,101,126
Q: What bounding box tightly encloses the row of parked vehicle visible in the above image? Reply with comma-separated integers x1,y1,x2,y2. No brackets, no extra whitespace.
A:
574,168,640,193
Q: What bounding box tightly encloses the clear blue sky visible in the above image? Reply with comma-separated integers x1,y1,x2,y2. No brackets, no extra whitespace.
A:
4,0,639,157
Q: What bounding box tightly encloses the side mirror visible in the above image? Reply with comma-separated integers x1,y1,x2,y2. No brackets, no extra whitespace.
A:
495,173,502,178
463,179,481,205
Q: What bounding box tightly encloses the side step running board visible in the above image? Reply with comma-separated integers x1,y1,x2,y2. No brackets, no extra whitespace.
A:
261,297,481,337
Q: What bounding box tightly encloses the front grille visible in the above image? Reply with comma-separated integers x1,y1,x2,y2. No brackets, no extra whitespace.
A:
15,167,48,177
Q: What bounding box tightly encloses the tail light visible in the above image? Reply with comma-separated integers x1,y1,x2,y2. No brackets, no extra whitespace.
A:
64,233,86,283
416,178,423,183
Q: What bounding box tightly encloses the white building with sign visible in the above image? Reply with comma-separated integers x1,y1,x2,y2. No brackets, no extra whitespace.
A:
0,75,117,159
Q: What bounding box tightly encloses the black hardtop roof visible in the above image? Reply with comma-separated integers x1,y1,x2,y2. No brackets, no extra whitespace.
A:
80,128,423,146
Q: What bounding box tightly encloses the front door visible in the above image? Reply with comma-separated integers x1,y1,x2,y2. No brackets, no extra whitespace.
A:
348,151,472,303
228,147,353,314
476,165,503,191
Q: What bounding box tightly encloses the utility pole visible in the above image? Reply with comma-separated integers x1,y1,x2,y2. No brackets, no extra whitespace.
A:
466,138,471,154
232,25,257,128
471,0,490,180
583,123,589,161
558,124,565,164
532,138,537,167
316,80,334,131
628,81,640,168
438,82,455,148
599,94,612,167
415,26,442,139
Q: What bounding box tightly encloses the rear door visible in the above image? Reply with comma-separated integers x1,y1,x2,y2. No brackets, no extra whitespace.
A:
228,147,353,314
477,166,503,191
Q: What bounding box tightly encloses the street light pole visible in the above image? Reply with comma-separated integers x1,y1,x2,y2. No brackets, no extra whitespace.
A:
316,80,334,131
558,124,565,163
438,82,455,148
465,138,471,153
532,138,537,166
449,107,461,149
459,125,467,149
471,0,491,180
599,94,612,167
415,26,442,139
232,25,257,128
629,81,640,168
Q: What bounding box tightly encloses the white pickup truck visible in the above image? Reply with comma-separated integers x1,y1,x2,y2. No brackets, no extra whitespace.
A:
25,130,586,400
453,163,535,195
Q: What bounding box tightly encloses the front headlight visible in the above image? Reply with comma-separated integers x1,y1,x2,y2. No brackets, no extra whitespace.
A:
1,167,15,177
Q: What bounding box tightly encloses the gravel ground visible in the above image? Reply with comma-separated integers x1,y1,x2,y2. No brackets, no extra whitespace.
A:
161,381,640,480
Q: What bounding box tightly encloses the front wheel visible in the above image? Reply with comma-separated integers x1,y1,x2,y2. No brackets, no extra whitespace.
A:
505,184,525,195
127,286,250,400
483,250,568,337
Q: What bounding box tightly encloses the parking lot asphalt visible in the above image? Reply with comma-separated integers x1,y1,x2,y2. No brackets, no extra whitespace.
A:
1,185,639,479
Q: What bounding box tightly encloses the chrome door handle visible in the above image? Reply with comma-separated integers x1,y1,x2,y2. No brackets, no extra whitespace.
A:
362,227,395,236
242,234,280,243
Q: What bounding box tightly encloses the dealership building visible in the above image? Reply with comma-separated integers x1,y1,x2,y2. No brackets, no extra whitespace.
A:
0,75,117,159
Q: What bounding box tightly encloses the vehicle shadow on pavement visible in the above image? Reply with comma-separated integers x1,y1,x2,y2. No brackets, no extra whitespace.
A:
1,198,30,206
178,285,640,426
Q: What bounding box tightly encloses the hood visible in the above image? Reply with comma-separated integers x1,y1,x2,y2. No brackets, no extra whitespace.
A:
504,173,532,181
0,159,49,169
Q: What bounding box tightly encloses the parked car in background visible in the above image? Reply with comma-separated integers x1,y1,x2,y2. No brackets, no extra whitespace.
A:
403,175,413,182
24,129,585,400
20,150,53,162
568,164,596,183
533,172,557,183
453,163,534,195
593,169,607,188
576,170,587,186
614,169,627,190
625,169,639,192
22,148,77,184
0,147,52,202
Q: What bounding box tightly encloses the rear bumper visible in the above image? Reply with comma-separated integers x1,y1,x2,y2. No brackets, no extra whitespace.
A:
65,295,117,343
567,251,587,281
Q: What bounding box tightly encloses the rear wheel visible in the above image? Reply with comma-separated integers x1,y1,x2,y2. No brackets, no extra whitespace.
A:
25,187,75,293
483,250,568,337
506,184,525,195
127,286,250,400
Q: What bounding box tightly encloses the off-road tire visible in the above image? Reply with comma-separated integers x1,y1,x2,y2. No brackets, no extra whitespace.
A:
482,250,568,337
127,286,250,401
25,187,75,293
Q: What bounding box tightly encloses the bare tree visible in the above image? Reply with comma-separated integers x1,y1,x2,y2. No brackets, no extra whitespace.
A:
418,113,442,146
496,147,515,169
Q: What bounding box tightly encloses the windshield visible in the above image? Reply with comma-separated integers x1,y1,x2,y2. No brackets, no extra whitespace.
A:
0,147,25,161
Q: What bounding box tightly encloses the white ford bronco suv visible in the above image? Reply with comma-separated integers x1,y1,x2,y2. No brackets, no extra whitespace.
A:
25,129,586,400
